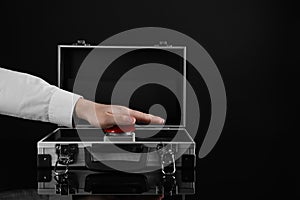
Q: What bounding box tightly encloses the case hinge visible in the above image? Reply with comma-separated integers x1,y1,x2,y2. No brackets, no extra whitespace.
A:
154,41,172,47
73,39,90,46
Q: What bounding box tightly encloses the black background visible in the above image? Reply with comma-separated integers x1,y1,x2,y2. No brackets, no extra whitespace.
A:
0,0,291,199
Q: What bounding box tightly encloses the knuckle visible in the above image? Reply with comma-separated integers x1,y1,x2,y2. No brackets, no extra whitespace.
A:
146,114,152,120
119,106,129,112
102,114,112,125
122,115,129,122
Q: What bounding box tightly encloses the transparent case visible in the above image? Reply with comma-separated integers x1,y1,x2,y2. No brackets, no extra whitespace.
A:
37,42,195,196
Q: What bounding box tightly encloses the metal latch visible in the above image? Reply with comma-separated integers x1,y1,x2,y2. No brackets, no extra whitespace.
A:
157,144,176,175
54,144,78,176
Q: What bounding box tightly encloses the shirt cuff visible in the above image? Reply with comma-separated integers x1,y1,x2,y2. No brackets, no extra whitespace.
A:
48,88,82,127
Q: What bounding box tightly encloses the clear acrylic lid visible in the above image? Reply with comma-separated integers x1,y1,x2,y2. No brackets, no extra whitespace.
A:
58,44,186,127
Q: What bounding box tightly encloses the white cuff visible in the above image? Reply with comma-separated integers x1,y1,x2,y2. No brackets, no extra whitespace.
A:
48,89,82,127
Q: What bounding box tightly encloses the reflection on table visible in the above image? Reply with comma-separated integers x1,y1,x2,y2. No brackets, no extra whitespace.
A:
37,169,195,197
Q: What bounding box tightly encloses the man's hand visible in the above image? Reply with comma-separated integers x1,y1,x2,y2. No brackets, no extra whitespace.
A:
75,98,165,129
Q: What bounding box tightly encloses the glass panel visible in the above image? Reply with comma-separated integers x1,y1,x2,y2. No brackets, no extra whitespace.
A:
60,47,185,126
44,128,192,143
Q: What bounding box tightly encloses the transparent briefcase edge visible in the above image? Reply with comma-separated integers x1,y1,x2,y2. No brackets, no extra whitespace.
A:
57,44,187,128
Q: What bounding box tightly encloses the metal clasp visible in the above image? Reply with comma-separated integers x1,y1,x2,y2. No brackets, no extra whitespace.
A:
54,157,70,176
157,144,176,175
54,144,78,176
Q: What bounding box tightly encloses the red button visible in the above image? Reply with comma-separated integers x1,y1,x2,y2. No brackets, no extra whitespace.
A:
103,125,136,134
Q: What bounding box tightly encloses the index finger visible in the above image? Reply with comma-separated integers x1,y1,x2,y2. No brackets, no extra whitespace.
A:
129,109,165,125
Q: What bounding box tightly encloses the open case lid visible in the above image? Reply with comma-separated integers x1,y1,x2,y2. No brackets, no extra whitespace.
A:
58,41,186,127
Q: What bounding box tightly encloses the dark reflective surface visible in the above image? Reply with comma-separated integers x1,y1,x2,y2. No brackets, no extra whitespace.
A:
37,169,195,196
0,191,165,200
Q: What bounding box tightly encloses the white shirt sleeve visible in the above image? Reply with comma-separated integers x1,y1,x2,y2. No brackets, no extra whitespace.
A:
0,67,82,127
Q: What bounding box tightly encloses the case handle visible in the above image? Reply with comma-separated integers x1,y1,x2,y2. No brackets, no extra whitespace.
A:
84,144,149,172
